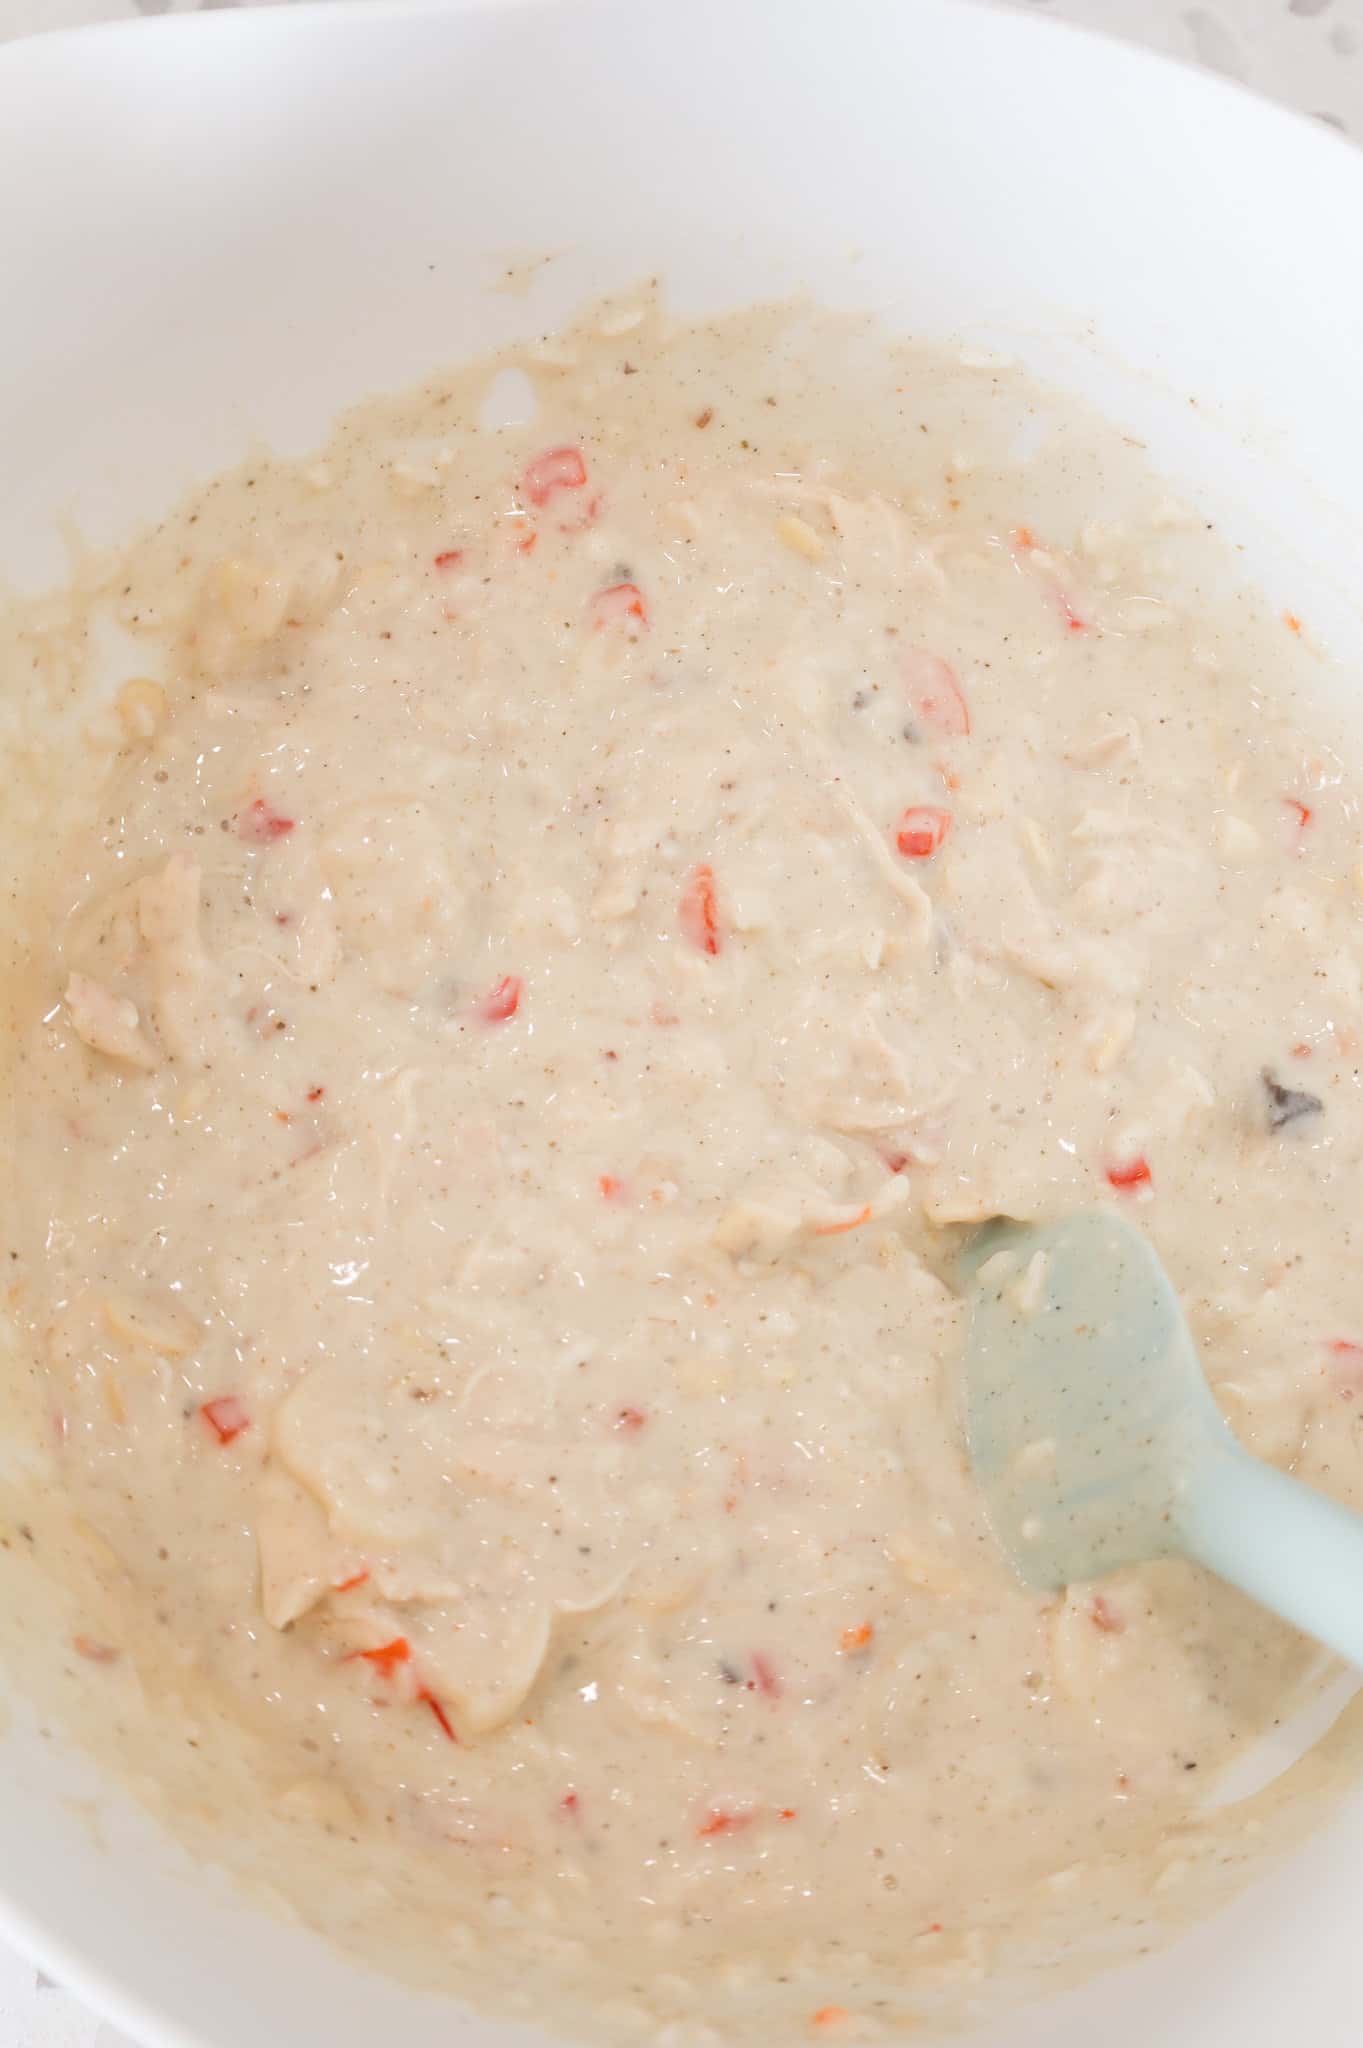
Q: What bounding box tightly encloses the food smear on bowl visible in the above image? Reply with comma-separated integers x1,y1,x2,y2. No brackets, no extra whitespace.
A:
0,294,1360,2041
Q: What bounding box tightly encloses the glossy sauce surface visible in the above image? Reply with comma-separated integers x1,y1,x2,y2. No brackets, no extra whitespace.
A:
2,301,1360,2041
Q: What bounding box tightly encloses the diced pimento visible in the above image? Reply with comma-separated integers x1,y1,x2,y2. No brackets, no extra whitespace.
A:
477,975,523,1024
589,581,649,632
1089,1593,1124,1634
1105,1156,1152,1193
1326,1339,1363,1401
521,445,588,507
680,863,722,955
696,1807,756,1839
840,1623,874,1654
903,650,970,737
72,1635,119,1664
896,806,951,859
418,1686,458,1741
813,1204,873,1237
749,1652,782,1699
346,1636,411,1678
433,549,464,570
238,798,296,844
200,1396,250,1446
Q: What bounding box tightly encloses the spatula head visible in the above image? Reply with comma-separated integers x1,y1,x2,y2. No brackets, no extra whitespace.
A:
961,1211,1228,1590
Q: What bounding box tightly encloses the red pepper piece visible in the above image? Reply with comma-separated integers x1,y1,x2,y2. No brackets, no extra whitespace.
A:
896,806,951,859
477,975,523,1024
1090,1593,1124,1633
1326,1339,1363,1402
521,445,588,507
347,1636,411,1679
903,650,970,737
73,1635,119,1664
680,863,722,955
696,1807,755,1839
200,1396,249,1446
417,1686,458,1742
589,581,648,631
749,1652,781,1699
239,798,296,844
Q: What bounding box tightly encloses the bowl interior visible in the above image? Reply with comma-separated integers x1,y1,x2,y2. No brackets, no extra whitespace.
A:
1,4,1362,2045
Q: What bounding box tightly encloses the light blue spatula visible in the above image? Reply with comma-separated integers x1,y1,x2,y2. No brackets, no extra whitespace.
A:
962,1211,1363,1666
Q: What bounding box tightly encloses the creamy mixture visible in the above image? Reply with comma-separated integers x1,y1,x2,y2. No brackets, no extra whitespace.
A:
2,298,1362,2041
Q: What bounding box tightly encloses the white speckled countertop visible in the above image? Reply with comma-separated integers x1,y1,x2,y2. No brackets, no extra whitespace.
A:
10,0,1360,130
0,0,1358,2040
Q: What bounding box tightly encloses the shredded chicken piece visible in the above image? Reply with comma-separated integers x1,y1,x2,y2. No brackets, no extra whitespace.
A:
210,555,292,645
1065,721,1141,770
115,677,167,742
1009,1250,1050,1318
712,1200,802,1263
137,853,211,1065
815,1013,922,1135
256,1476,334,1631
1084,1009,1136,1075
999,930,1083,992
63,972,157,1070
776,513,826,562
835,790,934,944
801,1175,909,1236
101,1294,198,1358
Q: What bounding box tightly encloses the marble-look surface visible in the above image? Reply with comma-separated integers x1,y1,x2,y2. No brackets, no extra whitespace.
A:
5,0,1360,133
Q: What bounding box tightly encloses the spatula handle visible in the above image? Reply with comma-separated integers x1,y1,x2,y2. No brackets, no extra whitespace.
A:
1178,1439,1363,1669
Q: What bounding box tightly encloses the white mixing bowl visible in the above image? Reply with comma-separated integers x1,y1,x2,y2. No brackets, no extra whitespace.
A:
1,3,1362,2044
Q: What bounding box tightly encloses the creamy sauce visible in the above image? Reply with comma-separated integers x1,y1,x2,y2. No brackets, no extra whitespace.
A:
2,298,1362,2041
